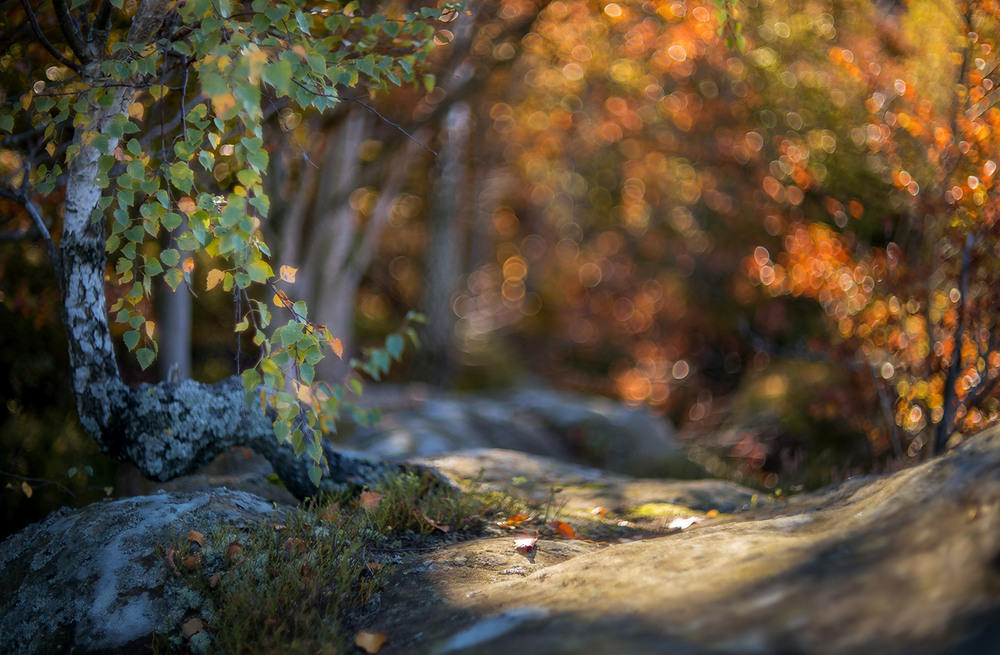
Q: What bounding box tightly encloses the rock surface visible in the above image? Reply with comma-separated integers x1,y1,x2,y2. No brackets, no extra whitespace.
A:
368,427,1000,654
336,386,700,479
0,489,276,655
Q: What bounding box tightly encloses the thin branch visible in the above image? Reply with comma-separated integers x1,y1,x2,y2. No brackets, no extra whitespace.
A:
19,0,81,71
934,233,974,454
0,468,77,498
0,185,63,282
52,0,91,64
290,78,437,156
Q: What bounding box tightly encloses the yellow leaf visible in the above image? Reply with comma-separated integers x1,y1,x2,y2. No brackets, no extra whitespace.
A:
279,265,297,283
144,321,156,339
296,383,313,405
177,197,197,214
206,269,225,291
329,337,344,358
21,481,32,498
355,631,387,654
182,257,195,274
211,92,237,118
272,290,291,307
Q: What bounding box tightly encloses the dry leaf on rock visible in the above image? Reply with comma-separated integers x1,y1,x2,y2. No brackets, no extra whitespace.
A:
513,534,538,554
502,513,532,528
183,552,202,571
187,530,205,547
284,537,306,554
355,631,387,653
225,541,243,563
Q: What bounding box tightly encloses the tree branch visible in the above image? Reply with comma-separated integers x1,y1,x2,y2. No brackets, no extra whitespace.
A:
0,186,62,281
51,0,91,64
18,0,81,71
87,0,114,52
934,233,974,454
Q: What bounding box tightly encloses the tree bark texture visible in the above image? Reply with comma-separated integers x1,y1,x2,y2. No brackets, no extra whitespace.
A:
56,0,399,499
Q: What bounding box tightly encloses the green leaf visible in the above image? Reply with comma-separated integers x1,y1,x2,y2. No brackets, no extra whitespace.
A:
123,330,140,351
308,464,322,487
137,347,156,370
306,439,322,462
386,333,404,360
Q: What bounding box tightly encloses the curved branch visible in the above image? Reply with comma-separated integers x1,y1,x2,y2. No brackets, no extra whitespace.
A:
51,0,91,64
18,0,81,71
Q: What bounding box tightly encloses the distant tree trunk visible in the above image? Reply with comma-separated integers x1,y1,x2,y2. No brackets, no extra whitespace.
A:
416,102,471,387
272,109,423,381
157,227,191,382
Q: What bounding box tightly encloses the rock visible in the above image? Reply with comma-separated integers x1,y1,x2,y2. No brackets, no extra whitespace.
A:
367,426,1000,654
339,386,701,479
0,489,276,655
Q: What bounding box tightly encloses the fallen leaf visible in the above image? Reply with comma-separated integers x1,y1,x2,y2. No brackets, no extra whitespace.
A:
208,573,221,589
503,513,531,528
284,537,306,554
513,534,538,554
182,617,204,638
319,503,340,522
187,530,205,547
591,506,608,516
667,516,704,530
367,561,383,572
225,541,243,563
547,520,580,540
358,491,383,510
355,631,387,653
705,509,720,518
184,552,202,571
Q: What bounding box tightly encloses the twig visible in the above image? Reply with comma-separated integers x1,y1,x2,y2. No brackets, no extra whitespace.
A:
19,0,81,71
51,0,91,64
0,468,77,498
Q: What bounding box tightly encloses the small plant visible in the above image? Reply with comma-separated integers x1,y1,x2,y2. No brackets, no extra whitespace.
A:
160,469,524,653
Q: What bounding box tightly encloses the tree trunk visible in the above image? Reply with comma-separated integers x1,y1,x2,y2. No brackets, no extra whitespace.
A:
57,0,400,499
416,102,471,387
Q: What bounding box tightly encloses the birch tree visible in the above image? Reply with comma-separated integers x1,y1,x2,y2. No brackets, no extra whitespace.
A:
0,0,456,497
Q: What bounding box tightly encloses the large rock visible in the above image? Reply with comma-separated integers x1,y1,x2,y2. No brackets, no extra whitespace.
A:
367,427,1000,654
338,386,700,479
0,489,276,655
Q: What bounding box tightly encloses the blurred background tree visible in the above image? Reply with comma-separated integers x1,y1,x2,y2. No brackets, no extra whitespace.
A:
3,0,998,536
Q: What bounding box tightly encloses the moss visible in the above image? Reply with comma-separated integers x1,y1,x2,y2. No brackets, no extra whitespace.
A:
625,502,701,520
158,469,525,654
